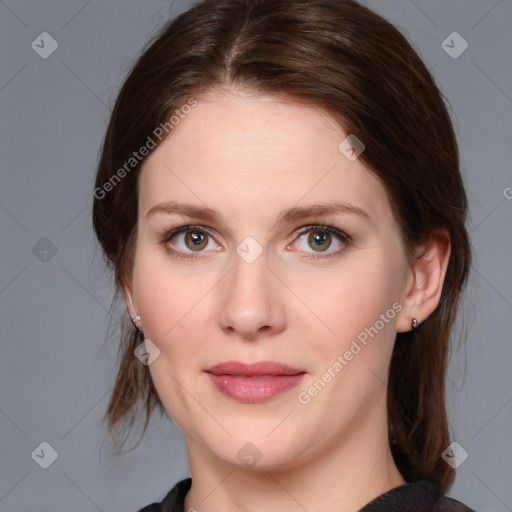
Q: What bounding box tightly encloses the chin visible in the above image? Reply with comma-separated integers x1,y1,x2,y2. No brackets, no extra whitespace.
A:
209,429,307,472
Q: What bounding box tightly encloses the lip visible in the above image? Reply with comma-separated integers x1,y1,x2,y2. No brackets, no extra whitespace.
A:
205,360,306,403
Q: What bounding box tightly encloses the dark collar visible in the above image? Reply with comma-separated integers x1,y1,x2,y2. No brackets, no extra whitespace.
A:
139,477,476,512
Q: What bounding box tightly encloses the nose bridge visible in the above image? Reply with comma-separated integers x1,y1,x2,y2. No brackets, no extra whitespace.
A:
218,242,286,337
231,246,269,295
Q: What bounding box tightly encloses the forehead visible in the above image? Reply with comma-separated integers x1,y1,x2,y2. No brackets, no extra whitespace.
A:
138,90,392,225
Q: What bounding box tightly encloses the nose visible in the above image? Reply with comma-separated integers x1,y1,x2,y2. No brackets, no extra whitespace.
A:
218,249,287,340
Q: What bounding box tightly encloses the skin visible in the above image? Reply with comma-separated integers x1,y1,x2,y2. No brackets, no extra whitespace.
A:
125,88,451,512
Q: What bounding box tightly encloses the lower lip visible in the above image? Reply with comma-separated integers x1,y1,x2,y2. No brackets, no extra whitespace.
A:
207,373,305,403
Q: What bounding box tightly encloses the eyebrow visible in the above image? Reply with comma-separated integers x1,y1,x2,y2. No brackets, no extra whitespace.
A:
146,201,372,227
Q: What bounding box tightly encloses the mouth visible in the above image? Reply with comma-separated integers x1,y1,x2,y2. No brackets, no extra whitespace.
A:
205,361,306,403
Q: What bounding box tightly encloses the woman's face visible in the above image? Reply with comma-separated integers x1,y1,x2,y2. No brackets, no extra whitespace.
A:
129,89,414,470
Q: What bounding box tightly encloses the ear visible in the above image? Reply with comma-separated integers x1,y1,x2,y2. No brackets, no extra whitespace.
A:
123,276,143,332
123,281,142,331
124,284,137,318
396,228,451,333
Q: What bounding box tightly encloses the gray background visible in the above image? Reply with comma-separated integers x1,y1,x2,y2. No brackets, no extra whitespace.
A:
0,0,511,511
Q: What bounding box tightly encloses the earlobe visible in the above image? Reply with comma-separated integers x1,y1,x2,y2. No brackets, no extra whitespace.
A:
396,229,451,333
124,286,143,332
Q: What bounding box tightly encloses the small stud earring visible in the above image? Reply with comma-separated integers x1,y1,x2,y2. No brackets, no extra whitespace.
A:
131,315,143,332
411,318,420,332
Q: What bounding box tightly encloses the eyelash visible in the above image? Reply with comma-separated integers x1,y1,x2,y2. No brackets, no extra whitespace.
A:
159,224,352,261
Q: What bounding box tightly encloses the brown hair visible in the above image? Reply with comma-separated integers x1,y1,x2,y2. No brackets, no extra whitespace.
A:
93,0,471,492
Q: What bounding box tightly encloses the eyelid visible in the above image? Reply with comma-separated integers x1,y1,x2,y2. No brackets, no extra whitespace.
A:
294,224,350,242
160,224,218,243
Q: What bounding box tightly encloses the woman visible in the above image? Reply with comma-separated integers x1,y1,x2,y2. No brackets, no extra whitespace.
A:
92,0,475,510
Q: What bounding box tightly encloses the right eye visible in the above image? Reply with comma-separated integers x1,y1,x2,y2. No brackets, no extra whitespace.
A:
161,225,222,259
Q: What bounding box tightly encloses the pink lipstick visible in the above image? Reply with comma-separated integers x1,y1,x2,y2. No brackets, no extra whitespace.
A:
205,361,306,403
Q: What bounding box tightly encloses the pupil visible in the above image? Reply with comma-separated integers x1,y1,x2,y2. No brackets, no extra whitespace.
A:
314,233,325,245
309,231,331,251
186,231,207,250
191,233,203,245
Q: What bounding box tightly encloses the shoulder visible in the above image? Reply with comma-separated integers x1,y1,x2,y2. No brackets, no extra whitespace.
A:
359,479,477,512
136,477,192,512
434,495,478,512
137,477,477,512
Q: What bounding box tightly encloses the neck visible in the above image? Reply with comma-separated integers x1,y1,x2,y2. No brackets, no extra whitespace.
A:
183,404,406,512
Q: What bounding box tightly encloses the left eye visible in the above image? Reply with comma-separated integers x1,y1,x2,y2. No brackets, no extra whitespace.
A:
170,228,218,252
290,226,349,255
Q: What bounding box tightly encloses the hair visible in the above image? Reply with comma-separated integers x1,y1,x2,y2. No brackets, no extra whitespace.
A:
93,0,471,493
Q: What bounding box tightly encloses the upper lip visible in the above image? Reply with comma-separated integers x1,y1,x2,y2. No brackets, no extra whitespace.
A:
205,360,305,377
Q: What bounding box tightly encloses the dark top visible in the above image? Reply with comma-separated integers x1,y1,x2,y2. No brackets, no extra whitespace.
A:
137,477,477,512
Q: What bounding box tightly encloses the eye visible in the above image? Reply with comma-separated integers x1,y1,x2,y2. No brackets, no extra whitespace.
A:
161,225,221,258
160,223,351,260
289,225,350,258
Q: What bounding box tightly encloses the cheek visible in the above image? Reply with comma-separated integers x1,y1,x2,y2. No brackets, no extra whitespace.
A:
308,255,404,390
132,242,205,338
131,248,209,426
311,258,402,341
131,243,215,389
